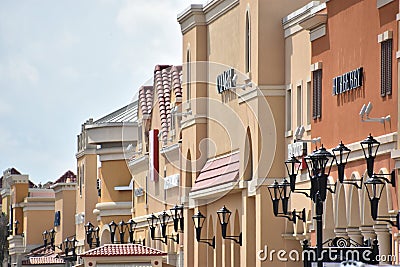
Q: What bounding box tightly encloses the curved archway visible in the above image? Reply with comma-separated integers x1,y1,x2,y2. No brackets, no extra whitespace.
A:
100,225,111,245
377,168,393,215
324,185,335,240
361,170,375,225
243,127,253,181
348,172,361,227
335,183,347,228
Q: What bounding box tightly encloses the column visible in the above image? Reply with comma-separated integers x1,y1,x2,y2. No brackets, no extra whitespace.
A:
360,226,377,243
373,224,391,263
347,227,363,245
334,228,348,238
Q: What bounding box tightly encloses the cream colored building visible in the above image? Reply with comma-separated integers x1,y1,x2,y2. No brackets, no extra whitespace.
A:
177,1,311,266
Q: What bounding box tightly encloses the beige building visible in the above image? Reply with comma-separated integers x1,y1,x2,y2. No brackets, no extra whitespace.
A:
176,0,312,266
2,168,77,266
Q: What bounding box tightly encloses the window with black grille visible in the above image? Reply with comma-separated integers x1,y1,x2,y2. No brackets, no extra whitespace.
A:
381,39,392,96
312,69,322,119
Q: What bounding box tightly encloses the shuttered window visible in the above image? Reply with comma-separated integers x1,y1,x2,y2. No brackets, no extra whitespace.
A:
381,39,392,96
312,69,322,119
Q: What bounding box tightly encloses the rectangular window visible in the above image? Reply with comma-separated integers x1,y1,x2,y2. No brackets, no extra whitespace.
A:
312,69,322,119
306,81,311,125
381,39,392,96
297,85,302,127
286,88,292,132
54,211,61,226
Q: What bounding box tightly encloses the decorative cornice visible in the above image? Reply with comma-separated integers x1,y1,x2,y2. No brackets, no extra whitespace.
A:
238,85,286,104
94,202,132,217
75,148,97,159
97,147,126,162
51,183,77,194
282,1,321,38
128,154,149,173
177,0,239,34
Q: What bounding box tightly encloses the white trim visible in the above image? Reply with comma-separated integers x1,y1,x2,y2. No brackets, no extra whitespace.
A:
378,30,393,43
160,143,181,158
189,180,247,200
377,0,394,8
177,0,239,34
238,85,286,104
310,24,326,41
51,183,77,194
128,154,149,171
285,130,293,138
95,201,132,217
310,62,323,71
181,115,207,129
97,147,126,161
75,148,96,159
396,51,400,59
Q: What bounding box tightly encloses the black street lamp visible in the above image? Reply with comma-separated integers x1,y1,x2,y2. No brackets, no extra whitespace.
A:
192,210,215,248
42,230,49,247
364,176,385,220
170,204,184,232
271,145,335,267
147,214,167,244
85,222,99,248
216,206,242,246
127,219,137,243
106,219,144,245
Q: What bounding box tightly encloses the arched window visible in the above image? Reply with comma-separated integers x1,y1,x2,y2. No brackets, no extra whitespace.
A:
186,49,191,101
245,11,251,73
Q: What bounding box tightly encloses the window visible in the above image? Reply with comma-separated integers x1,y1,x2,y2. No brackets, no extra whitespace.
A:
78,166,82,197
381,39,392,96
54,211,61,226
245,11,251,73
306,81,311,125
138,124,143,149
186,50,191,101
96,178,101,197
286,87,292,132
312,69,322,119
297,84,302,127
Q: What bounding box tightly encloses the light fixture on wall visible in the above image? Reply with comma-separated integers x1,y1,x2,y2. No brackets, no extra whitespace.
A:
217,206,242,246
332,141,362,188
170,204,184,232
359,134,397,227
42,228,56,249
84,222,100,249
108,220,144,245
359,102,391,124
267,180,306,224
63,237,77,261
192,211,215,249
147,213,179,244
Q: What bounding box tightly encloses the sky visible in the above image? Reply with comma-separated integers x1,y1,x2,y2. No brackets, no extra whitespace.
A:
0,0,199,184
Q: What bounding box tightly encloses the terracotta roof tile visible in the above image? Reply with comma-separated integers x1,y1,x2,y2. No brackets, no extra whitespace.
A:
54,170,76,184
80,244,167,257
22,255,65,265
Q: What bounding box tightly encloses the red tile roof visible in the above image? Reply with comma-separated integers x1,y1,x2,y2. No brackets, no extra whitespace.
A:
80,244,167,257
54,170,76,184
192,151,240,191
22,255,65,265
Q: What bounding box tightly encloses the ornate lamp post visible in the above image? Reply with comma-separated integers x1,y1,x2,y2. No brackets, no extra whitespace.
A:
108,220,117,244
